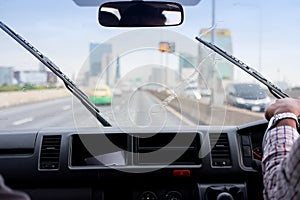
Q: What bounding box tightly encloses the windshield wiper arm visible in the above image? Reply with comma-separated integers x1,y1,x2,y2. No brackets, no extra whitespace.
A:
0,21,111,127
195,36,289,99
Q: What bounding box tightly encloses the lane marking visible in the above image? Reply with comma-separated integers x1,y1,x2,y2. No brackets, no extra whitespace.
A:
13,117,34,126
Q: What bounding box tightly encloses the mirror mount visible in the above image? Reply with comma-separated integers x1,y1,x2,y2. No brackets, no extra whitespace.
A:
98,1,184,27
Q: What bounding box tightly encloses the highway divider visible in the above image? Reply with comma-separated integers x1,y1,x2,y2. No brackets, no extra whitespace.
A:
0,89,71,109
149,90,264,126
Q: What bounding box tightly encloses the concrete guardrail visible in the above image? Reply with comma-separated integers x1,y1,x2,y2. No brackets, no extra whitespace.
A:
149,90,265,126
0,89,71,109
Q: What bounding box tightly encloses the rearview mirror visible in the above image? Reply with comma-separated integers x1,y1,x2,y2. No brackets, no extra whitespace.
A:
98,1,184,27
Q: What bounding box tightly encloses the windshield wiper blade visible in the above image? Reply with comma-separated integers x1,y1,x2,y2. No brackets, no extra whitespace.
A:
0,21,112,127
195,36,289,99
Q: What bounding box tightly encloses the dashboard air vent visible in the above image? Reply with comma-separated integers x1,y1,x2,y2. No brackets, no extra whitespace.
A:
39,135,62,170
210,133,231,167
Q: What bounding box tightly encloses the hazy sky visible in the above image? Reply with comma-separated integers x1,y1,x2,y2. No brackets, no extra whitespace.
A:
1,0,300,86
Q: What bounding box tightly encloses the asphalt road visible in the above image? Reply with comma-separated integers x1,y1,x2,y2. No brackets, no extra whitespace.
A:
0,90,194,130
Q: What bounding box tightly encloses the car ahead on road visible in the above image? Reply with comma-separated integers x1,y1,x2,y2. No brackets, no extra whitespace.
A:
0,1,299,200
199,86,211,97
225,83,271,112
89,84,112,105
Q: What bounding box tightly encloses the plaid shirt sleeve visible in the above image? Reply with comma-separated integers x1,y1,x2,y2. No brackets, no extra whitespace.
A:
262,126,300,200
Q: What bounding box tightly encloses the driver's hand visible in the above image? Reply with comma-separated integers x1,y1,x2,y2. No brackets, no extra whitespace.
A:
265,97,300,120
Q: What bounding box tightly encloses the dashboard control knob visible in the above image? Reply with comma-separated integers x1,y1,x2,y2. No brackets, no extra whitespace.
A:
216,192,234,200
164,191,182,200
139,191,158,200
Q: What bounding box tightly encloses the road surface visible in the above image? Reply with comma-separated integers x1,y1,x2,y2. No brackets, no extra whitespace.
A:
0,90,196,130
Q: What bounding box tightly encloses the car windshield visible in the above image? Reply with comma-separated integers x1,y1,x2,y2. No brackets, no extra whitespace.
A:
1,0,300,130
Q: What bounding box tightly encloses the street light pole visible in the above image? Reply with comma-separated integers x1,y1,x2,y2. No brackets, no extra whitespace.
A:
210,0,218,105
212,0,216,45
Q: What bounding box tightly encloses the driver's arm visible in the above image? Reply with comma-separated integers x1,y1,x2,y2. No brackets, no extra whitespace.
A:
262,98,300,200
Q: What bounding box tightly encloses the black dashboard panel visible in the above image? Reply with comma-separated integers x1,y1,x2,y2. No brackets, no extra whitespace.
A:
70,132,201,168
0,121,268,200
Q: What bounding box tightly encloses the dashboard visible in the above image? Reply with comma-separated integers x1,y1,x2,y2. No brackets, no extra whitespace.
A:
0,119,268,200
